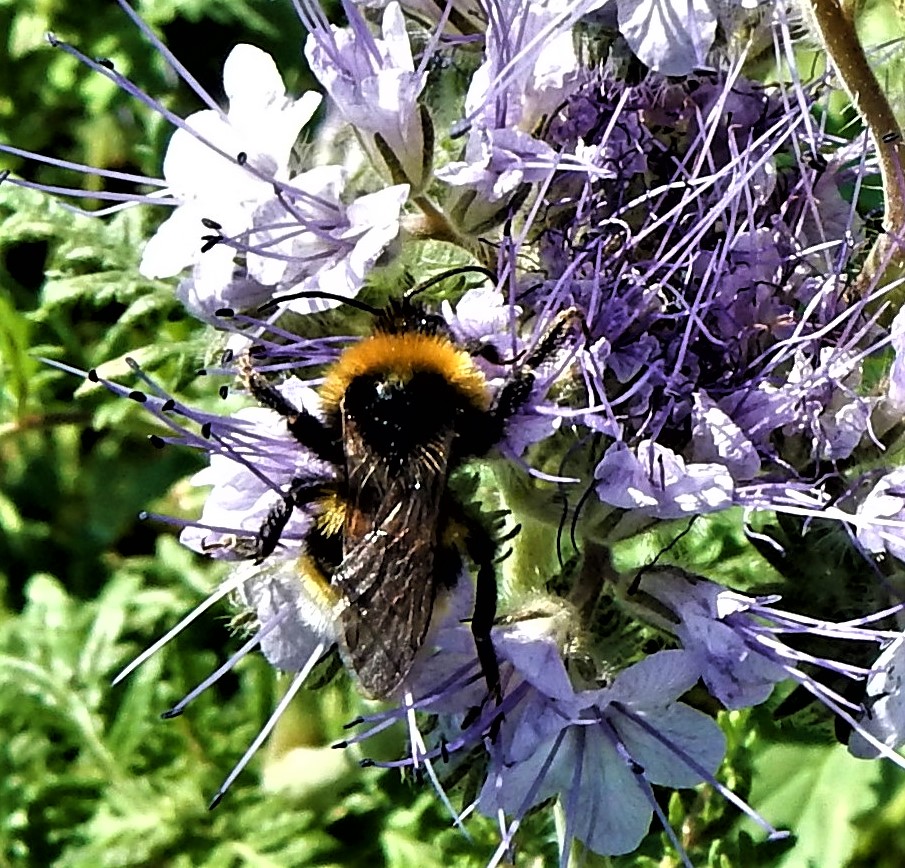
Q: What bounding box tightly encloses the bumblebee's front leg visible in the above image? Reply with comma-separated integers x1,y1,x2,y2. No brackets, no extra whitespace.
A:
482,308,583,447
239,355,344,562
240,355,342,464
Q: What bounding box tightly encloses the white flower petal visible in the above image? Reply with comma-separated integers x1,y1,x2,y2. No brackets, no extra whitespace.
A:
617,0,718,76
223,44,287,107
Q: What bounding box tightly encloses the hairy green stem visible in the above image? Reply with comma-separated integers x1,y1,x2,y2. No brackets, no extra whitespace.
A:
405,195,494,265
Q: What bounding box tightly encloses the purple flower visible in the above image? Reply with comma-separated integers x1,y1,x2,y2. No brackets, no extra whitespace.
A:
615,0,718,75
304,1,431,190
522,65,884,530
849,635,905,759
634,568,902,720
595,440,736,518
435,0,593,231
462,0,585,133
179,377,334,559
690,392,761,479
436,127,557,205
856,468,905,563
440,285,520,353
477,640,726,858
245,173,410,313
352,603,736,862
634,570,788,708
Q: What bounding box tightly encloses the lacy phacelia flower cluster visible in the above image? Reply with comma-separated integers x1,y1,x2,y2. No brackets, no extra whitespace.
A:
12,0,905,863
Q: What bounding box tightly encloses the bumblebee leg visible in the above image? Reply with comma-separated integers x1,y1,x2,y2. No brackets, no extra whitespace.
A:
241,358,341,463
460,514,502,709
482,308,583,447
256,496,293,563
255,477,327,563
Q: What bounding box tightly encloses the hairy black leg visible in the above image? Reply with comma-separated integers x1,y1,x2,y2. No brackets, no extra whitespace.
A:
256,496,293,563
473,308,583,451
241,359,342,463
524,307,583,368
255,477,328,563
455,510,506,740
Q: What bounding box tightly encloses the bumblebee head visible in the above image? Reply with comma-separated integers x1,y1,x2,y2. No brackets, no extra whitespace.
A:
375,297,449,338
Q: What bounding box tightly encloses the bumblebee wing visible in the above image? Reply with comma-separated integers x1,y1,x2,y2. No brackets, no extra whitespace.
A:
333,429,454,698
332,508,441,698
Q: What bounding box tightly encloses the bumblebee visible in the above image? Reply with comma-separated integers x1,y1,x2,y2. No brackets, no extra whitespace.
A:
242,289,578,703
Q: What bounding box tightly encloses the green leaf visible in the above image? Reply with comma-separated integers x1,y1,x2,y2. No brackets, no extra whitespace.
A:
743,742,886,868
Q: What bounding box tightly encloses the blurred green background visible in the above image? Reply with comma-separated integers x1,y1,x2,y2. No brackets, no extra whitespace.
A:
3,1,905,866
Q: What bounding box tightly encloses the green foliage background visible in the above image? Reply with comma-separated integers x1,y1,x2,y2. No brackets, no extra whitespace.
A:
3,1,905,866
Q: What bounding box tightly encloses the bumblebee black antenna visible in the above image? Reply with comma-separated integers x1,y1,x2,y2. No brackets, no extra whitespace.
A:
627,517,699,595
258,290,381,315
404,265,497,300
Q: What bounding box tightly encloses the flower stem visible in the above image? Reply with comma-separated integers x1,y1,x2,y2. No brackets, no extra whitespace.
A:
405,195,494,265
807,0,905,315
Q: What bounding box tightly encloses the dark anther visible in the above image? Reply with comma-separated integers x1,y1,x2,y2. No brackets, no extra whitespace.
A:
161,399,176,412
883,131,901,143
462,705,480,730
201,235,221,253
237,151,248,165
359,758,375,768
149,434,166,449
221,349,235,365
201,217,223,230
200,422,213,439
215,308,235,318
331,740,348,749
138,511,150,521
160,707,182,720
218,385,229,399
627,571,642,595
128,390,147,403
480,346,502,365
87,369,100,382
96,57,114,70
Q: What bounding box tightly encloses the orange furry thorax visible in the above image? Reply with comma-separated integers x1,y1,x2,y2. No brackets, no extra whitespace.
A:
318,330,491,413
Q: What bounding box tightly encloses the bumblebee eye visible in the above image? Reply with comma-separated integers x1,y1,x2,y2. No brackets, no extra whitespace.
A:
421,313,447,333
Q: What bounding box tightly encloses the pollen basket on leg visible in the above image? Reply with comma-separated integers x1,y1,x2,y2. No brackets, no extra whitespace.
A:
318,332,491,414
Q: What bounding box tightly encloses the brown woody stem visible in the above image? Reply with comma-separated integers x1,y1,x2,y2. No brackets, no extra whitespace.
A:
808,0,905,311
